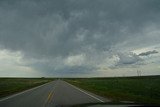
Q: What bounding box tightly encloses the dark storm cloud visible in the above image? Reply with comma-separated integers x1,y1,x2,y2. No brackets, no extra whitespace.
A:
52,66,96,77
0,0,160,75
138,50,158,56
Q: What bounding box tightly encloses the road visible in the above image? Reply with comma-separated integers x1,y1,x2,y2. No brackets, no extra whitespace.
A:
0,80,108,107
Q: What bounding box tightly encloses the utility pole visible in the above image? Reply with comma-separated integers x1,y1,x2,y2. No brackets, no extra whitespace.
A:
137,70,142,76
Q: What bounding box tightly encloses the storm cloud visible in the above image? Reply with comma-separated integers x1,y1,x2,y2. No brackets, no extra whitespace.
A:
138,50,158,56
0,0,160,77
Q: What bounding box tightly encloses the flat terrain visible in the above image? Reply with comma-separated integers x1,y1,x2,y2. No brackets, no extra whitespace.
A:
0,76,159,106
0,80,106,107
0,78,53,98
65,76,160,105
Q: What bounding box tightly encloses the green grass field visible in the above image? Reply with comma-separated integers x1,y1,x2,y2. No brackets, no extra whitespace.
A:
0,78,53,98
65,76,160,105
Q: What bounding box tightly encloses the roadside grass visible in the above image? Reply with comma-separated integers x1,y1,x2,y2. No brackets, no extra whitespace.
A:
65,76,160,105
0,78,54,98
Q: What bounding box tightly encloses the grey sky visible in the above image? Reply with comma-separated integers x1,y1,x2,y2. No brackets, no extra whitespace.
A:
0,0,160,77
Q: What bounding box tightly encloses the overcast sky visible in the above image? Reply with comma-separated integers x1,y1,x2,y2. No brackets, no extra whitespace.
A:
0,0,160,77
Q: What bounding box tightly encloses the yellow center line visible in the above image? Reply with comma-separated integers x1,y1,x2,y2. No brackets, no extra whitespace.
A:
44,82,58,107
44,91,54,107
48,92,54,103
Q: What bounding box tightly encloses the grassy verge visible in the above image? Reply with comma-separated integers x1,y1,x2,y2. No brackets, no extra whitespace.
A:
0,78,54,98
65,76,160,105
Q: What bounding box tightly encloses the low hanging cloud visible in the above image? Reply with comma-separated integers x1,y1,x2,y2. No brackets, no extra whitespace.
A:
0,0,160,59
64,54,86,67
0,0,160,76
138,50,158,56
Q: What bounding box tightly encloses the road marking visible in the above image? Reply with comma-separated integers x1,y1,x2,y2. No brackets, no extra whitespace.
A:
65,81,104,102
44,91,53,107
47,92,52,100
0,81,53,102
44,81,58,107
44,91,54,107
47,92,53,103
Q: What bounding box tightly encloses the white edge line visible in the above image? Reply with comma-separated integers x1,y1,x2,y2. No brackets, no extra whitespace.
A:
0,81,52,102
65,81,104,102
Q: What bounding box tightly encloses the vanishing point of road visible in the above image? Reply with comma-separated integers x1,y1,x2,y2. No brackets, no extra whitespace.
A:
0,80,108,107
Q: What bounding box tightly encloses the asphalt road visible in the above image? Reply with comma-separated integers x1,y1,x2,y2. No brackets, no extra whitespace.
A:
0,80,107,107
